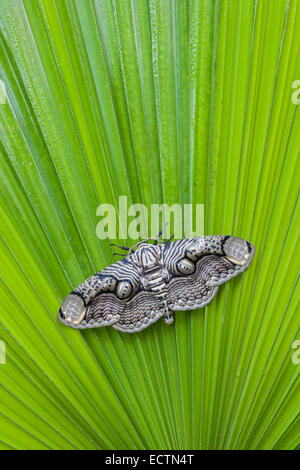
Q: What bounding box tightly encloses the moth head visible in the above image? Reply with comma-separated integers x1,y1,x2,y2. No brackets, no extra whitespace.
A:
132,243,160,269
58,293,86,327
223,236,255,267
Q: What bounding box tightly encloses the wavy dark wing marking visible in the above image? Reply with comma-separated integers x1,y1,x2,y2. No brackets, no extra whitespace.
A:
166,256,220,311
85,293,124,326
164,238,254,311
112,291,165,333
72,258,141,329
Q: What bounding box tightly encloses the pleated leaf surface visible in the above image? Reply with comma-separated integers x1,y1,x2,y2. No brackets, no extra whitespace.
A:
0,0,299,450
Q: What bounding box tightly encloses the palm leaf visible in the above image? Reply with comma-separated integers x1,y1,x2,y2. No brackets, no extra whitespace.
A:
0,0,299,449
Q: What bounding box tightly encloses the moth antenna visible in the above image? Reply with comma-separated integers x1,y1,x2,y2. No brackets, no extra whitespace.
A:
112,252,125,257
165,234,174,243
127,223,170,255
154,221,169,242
110,243,129,250
125,247,136,258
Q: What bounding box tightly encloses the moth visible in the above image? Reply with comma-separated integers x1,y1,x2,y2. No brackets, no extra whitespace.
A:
58,235,255,333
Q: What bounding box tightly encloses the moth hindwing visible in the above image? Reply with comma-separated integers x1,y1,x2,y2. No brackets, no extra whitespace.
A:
58,235,255,333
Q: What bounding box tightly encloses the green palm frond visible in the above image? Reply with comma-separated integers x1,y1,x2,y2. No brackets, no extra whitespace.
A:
0,0,299,450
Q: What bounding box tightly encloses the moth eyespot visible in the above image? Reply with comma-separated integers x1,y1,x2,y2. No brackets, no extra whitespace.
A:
102,277,117,292
177,258,196,275
116,281,133,299
186,249,199,262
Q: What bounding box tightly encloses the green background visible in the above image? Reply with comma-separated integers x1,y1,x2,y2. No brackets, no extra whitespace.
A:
0,0,299,449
